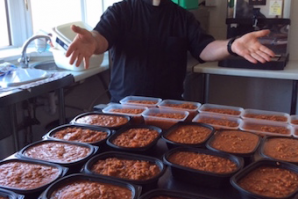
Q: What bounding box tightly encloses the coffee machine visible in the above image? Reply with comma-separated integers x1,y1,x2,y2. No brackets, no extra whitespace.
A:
219,0,291,70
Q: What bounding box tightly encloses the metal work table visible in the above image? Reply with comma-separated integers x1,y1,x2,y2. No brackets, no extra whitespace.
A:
0,61,109,151
192,60,298,115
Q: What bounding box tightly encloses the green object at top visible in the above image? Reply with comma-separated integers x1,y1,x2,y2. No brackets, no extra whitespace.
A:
172,0,198,10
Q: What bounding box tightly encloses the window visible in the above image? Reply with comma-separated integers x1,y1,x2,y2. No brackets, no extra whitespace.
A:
0,0,10,47
0,0,122,52
30,0,83,34
85,0,122,27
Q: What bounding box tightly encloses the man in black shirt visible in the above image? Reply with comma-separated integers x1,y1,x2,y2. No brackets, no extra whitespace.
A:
66,0,275,102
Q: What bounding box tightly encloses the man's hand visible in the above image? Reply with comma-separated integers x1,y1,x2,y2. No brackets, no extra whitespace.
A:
232,29,275,64
65,25,97,69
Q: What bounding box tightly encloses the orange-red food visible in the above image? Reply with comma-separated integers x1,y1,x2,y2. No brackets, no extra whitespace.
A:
244,114,287,122
52,127,108,143
244,124,290,135
50,180,132,199
291,120,298,125
23,141,90,163
127,100,156,105
110,108,144,114
209,130,259,154
198,118,238,128
163,103,197,110
239,166,298,198
75,115,128,127
150,113,185,119
0,161,59,190
165,125,212,144
168,151,238,174
263,138,298,162
112,128,159,148
91,158,160,180
109,108,145,124
203,108,240,116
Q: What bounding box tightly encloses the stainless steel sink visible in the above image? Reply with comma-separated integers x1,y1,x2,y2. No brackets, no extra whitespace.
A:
30,60,65,71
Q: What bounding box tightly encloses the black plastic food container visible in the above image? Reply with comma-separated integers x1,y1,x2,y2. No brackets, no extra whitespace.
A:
163,147,244,188
17,139,98,174
38,173,142,199
82,151,166,193
138,188,216,199
0,158,68,198
162,121,214,149
0,188,24,199
70,112,131,130
43,123,112,147
230,159,298,199
106,124,162,155
259,136,298,165
206,129,261,166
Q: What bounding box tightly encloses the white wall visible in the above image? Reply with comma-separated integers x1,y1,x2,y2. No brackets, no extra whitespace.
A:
289,0,298,60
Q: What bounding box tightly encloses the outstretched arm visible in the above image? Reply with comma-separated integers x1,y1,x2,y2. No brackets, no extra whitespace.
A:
199,29,275,64
65,25,109,69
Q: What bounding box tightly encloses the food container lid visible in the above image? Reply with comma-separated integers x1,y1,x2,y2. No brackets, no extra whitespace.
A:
293,125,298,138
119,96,162,107
192,113,242,130
106,124,162,153
199,103,244,117
230,159,298,199
39,173,142,199
43,123,112,146
0,158,68,195
162,121,215,148
241,109,290,123
158,99,201,112
70,112,131,130
102,103,148,117
138,188,216,199
163,147,244,177
82,151,166,185
239,119,293,137
17,140,98,167
259,136,298,164
206,129,261,157
142,108,189,121
290,115,298,126
0,188,24,199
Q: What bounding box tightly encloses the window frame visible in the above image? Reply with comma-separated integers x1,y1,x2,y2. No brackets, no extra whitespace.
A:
0,0,121,59
5,0,32,48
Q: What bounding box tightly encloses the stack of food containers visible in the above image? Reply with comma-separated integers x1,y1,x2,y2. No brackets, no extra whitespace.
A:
290,115,298,137
240,109,292,137
120,96,198,130
102,103,148,124
193,103,243,130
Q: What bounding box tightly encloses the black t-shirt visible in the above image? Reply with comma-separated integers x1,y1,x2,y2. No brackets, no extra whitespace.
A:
94,0,215,102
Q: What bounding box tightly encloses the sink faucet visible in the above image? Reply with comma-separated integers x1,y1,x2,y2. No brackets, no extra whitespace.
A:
18,35,51,68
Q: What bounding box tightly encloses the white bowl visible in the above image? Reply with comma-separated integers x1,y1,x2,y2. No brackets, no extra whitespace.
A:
52,48,103,71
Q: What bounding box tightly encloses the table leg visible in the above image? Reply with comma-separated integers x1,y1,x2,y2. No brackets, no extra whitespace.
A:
57,88,66,125
202,73,210,104
9,104,19,151
97,72,111,100
291,80,298,115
